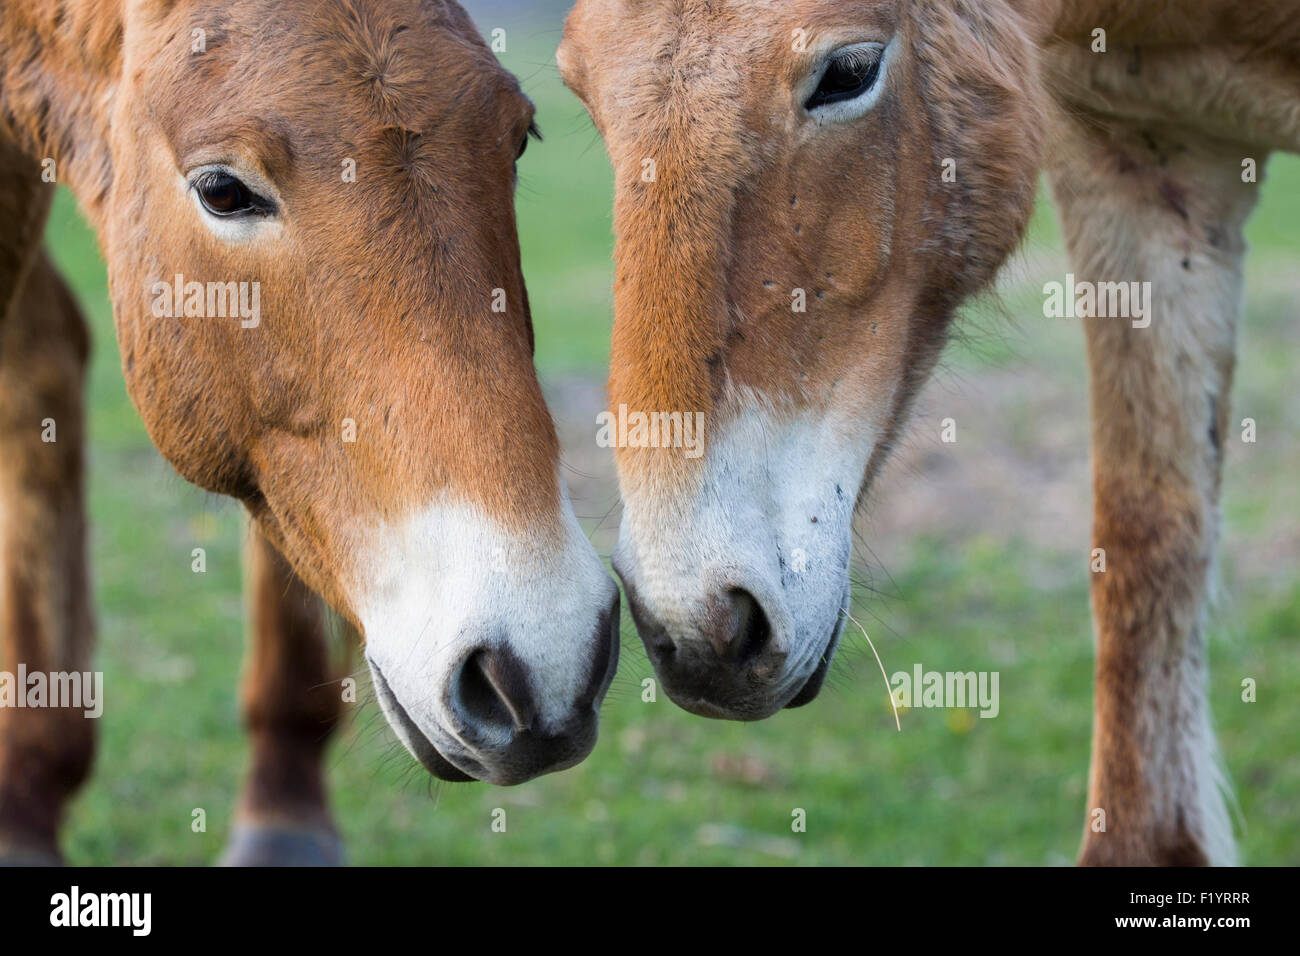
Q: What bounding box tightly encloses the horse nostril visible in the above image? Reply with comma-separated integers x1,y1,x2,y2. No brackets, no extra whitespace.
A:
454,647,538,737
712,588,772,665
575,590,621,712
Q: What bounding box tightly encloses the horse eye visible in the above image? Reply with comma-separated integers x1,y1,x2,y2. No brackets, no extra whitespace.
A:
194,171,260,217
806,48,883,110
516,121,541,163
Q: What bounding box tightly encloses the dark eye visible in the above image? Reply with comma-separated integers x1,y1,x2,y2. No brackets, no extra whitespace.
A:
805,47,883,110
516,121,541,162
194,171,263,217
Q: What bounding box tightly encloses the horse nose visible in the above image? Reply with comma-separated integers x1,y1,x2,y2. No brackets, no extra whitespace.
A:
443,644,596,784
705,588,773,664
628,582,787,718
443,591,620,780
452,647,538,736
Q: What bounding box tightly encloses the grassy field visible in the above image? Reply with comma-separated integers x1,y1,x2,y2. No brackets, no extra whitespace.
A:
26,15,1300,865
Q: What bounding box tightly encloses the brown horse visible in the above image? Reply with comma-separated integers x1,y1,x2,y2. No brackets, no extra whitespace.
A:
0,0,620,865
559,0,1300,864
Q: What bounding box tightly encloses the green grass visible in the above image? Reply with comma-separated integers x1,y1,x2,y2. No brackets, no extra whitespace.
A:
22,25,1300,865
514,66,617,373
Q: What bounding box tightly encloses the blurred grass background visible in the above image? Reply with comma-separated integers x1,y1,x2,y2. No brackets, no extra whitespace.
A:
27,3,1299,864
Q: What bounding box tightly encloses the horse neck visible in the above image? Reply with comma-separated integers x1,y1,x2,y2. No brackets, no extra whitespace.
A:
0,0,121,224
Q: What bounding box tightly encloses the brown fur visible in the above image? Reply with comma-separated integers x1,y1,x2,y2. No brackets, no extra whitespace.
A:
1038,3,1297,866
4,0,560,621
236,528,348,834
0,253,93,859
562,0,1300,864
0,0,584,860
561,0,1044,501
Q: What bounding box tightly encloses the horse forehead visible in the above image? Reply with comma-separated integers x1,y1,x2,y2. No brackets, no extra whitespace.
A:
576,0,802,30
578,0,876,130
584,0,774,72
156,0,518,122
310,0,517,123
152,0,524,169
573,0,874,51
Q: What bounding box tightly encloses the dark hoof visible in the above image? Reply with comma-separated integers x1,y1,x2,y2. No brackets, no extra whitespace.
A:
219,823,344,867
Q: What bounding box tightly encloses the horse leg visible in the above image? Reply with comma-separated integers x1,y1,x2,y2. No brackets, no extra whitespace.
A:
1047,114,1259,865
0,250,94,865
220,525,348,866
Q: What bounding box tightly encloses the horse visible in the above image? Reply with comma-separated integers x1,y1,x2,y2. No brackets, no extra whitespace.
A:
0,0,620,865
557,0,1300,865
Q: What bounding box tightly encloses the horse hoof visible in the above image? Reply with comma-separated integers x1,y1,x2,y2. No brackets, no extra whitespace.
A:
219,823,344,867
